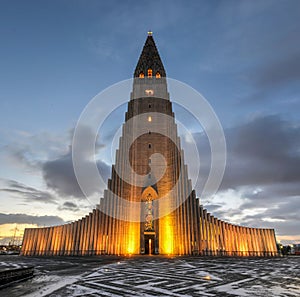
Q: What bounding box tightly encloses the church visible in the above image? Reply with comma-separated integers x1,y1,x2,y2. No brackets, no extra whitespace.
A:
21,33,278,256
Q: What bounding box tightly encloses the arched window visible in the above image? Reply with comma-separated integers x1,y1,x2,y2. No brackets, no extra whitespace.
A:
155,72,161,78
148,69,152,77
139,72,145,78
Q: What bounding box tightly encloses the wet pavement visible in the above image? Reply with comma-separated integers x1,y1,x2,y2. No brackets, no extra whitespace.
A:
0,255,299,296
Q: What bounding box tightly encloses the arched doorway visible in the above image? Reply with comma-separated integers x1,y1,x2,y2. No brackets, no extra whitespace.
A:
144,234,155,255
140,186,159,254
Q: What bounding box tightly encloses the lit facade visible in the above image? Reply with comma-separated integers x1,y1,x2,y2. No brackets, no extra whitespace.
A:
21,34,278,257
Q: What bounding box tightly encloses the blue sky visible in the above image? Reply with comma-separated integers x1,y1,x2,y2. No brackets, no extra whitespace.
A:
0,0,299,245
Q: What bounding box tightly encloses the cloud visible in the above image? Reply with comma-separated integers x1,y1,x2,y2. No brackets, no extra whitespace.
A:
58,201,79,212
42,149,110,198
3,131,70,170
241,196,300,237
0,213,65,226
0,179,57,204
29,125,111,199
219,114,300,190
2,125,111,200
255,52,300,88
189,114,300,243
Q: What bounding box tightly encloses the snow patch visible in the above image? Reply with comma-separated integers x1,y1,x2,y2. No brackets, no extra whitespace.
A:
23,275,80,297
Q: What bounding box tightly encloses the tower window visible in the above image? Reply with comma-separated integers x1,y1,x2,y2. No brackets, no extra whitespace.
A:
148,69,152,77
145,89,154,96
148,116,152,122
148,143,152,149
156,72,161,78
149,104,151,108
139,72,145,78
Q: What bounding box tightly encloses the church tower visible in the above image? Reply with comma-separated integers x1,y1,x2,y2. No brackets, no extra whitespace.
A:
99,31,197,255
21,33,278,257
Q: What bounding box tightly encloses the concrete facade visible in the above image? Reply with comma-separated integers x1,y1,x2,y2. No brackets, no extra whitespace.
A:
21,34,278,257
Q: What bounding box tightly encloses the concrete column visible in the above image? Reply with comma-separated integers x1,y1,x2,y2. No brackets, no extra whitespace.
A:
21,229,29,255
202,209,208,255
83,216,89,255
246,228,252,256
40,228,46,255
207,213,213,256
194,198,201,255
68,223,73,255
90,210,96,255
29,229,35,255
49,227,56,255
73,221,79,255
69,222,74,256
231,225,237,256
228,223,232,255
34,229,41,256
252,228,258,256
64,224,70,255
218,220,224,255
58,226,63,256
53,226,59,256
270,229,278,256
97,210,103,255
209,213,214,255
263,229,271,256
240,226,244,256
214,217,219,255
24,229,31,256
85,214,91,255
225,222,230,256
256,229,262,256
79,219,85,255
222,223,227,255
28,229,33,255
88,213,94,255
60,225,66,256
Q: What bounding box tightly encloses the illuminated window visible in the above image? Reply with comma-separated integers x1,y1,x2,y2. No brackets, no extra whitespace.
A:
148,69,152,77
148,116,152,122
139,72,145,78
145,89,154,96
156,72,161,78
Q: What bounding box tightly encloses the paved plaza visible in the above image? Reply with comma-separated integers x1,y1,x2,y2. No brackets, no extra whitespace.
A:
1,255,299,296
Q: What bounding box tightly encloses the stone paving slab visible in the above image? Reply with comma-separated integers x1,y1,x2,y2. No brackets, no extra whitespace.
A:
1,255,299,296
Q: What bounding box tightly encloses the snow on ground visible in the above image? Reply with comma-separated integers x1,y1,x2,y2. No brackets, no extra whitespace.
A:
0,255,300,296
55,257,300,297
22,275,80,297
0,261,27,270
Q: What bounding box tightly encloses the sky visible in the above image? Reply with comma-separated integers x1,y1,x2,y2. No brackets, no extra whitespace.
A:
0,0,299,245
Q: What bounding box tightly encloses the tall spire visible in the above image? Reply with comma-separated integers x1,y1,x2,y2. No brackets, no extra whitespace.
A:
134,32,166,78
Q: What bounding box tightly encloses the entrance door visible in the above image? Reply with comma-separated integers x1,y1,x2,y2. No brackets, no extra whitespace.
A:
144,234,155,255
